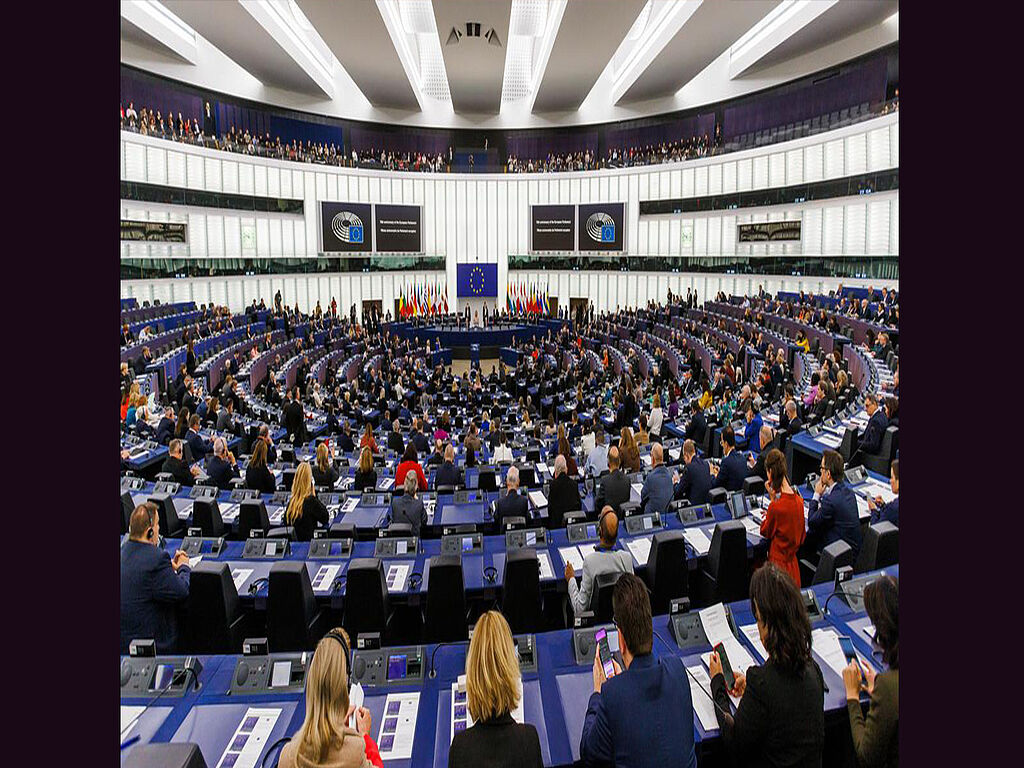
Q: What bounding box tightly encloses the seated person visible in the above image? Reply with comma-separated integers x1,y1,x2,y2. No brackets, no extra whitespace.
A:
277,627,381,768
206,437,240,490
185,414,211,460
853,393,889,461
565,507,634,617
745,425,776,480
547,454,582,529
337,422,355,453
743,403,764,452
155,406,176,445
245,439,277,494
387,419,405,453
449,610,544,768
435,444,462,489
640,443,673,516
426,439,446,467
783,399,802,435
711,427,747,492
807,449,862,557
120,503,192,653
312,442,340,488
595,446,630,514
709,564,825,765
492,431,514,463
390,472,427,537
359,422,378,453
284,462,330,541
672,439,712,505
683,401,707,443
160,438,200,487
395,443,428,491
580,573,696,768
493,465,528,528
353,446,378,492
868,459,899,527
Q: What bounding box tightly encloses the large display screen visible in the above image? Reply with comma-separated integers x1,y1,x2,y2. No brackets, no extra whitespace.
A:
321,202,373,252
121,219,187,243
737,221,801,242
577,202,625,251
531,204,575,251
375,204,422,252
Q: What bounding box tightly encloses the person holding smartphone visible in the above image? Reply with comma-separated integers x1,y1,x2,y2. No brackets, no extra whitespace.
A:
843,575,899,767
708,563,825,766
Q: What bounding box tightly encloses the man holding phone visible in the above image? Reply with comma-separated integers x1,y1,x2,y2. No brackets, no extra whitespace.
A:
580,574,697,768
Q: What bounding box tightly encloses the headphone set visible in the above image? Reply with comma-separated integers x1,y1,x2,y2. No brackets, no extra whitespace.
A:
145,505,157,541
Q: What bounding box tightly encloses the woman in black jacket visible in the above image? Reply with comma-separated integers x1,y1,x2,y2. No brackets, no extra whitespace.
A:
448,611,542,768
353,447,377,492
311,442,340,488
245,439,276,494
709,563,825,767
284,462,329,541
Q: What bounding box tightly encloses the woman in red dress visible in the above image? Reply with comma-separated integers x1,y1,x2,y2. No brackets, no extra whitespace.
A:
759,448,806,586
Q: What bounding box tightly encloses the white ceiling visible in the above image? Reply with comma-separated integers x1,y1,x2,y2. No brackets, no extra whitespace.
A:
120,0,899,129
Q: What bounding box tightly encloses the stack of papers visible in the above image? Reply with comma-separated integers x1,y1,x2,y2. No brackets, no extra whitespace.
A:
213,707,282,768
699,603,756,708
536,461,549,476
811,627,851,678
683,528,712,556
685,665,720,732
386,563,410,593
855,496,871,520
311,564,342,593
537,551,554,580
558,545,587,572
120,706,146,743
669,448,682,462
642,454,652,467
740,517,762,537
740,624,769,663
268,508,285,524
528,490,548,508
861,480,897,504
625,536,653,566
220,503,240,523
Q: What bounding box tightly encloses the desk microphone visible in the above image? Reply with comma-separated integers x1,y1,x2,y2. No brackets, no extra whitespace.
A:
120,660,201,745
428,641,467,679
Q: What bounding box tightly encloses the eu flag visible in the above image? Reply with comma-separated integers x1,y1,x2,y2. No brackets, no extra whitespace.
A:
456,263,498,297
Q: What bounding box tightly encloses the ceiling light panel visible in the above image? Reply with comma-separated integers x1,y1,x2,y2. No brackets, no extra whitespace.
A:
377,0,451,104
501,0,566,107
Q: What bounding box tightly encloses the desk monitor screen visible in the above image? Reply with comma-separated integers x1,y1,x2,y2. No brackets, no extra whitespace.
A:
525,531,537,547
265,541,279,556
329,541,347,556
386,654,407,681
396,540,408,555
270,661,291,688
727,492,749,520
586,524,598,539
643,517,653,530
461,537,473,552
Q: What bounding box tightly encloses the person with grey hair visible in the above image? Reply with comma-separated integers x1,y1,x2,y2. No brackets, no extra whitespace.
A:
565,506,633,617
206,436,240,489
584,427,609,476
435,444,461,489
547,454,582,529
747,424,777,480
390,471,427,537
494,464,528,529
784,399,802,435
160,438,200,487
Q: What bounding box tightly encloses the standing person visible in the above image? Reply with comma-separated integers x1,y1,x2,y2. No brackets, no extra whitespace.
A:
758,449,805,586
843,575,899,768
277,627,383,768
448,611,543,768
709,563,825,766
580,573,697,768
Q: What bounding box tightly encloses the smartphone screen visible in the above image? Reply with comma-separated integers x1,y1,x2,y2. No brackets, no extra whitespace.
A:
714,642,735,689
595,628,616,679
838,635,865,678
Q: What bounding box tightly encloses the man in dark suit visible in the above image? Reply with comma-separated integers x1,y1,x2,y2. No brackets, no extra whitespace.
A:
640,443,673,516
746,425,776,481
807,449,862,556
206,438,240,490
387,419,406,453
782,400,802,435
867,459,899,527
283,387,306,444
160,439,199,487
390,472,428,537
595,446,630,514
711,427,747,492
673,439,712,505
337,422,355,453
120,503,192,653
683,401,707,443
216,399,236,434
258,425,278,465
580,573,697,768
547,455,582,529
412,419,430,455
185,415,211,461
854,393,888,459
155,406,176,446
434,445,462,489
494,465,529,528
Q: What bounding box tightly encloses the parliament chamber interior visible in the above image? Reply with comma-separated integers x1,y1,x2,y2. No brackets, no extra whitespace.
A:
119,3,900,767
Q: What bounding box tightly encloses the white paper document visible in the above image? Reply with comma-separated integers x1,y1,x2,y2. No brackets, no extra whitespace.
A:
450,675,524,743
625,536,653,566
740,517,762,537
231,568,254,592
214,707,281,768
740,624,769,663
268,507,285,524
685,665,720,732
188,555,204,569
642,454,652,467
377,692,420,760
811,627,850,678
630,482,645,498
336,475,353,490
311,564,342,593
862,623,876,639
862,481,896,504
529,490,548,508
220,503,240,523
558,546,586,572
386,563,410,592
120,705,146,742
346,683,365,729
700,603,756,708
380,477,395,490
683,528,712,556
536,461,549,476
537,551,554,580
855,496,871,520
669,448,682,462
341,497,359,513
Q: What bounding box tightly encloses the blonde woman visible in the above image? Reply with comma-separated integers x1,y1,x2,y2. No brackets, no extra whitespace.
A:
448,611,542,768
353,446,377,492
278,628,382,768
313,442,340,488
285,462,329,541
648,392,664,440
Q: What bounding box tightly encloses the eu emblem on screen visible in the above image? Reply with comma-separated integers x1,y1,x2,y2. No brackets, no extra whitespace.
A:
470,266,484,295
601,223,615,242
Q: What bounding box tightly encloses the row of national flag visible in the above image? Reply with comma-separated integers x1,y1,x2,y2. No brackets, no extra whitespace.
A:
398,280,449,317
506,281,550,316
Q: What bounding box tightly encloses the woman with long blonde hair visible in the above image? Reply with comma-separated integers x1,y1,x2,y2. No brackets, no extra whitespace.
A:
313,442,340,488
284,462,329,541
448,611,543,768
277,627,381,768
